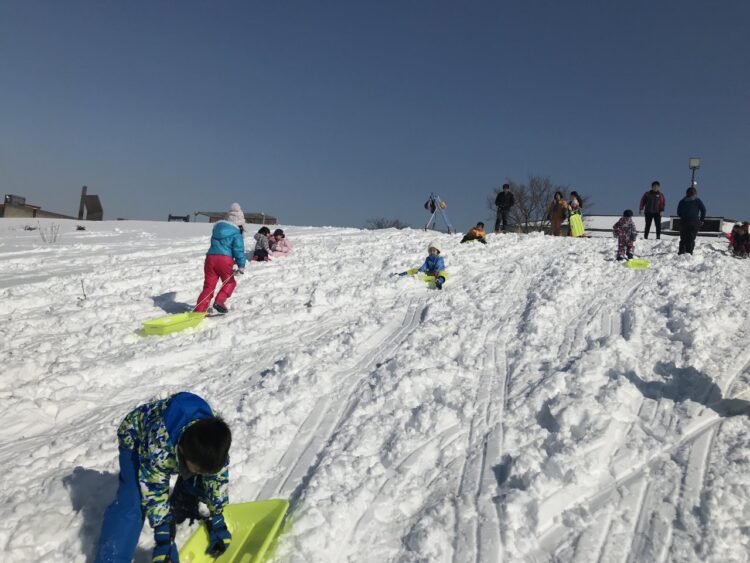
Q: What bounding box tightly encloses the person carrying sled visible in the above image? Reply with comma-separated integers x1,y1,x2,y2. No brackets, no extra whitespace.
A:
612,209,638,260
460,222,487,244
676,186,706,255
269,228,292,257
398,241,448,290
251,226,272,261
548,191,569,236
494,183,515,233
194,203,246,314
94,392,232,563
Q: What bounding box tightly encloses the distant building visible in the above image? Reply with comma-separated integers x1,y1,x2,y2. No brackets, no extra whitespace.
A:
0,194,74,219
194,211,277,224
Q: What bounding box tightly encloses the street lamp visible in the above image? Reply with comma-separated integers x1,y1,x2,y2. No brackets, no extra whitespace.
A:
689,157,701,187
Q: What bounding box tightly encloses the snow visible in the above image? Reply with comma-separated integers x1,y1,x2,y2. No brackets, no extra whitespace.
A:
1,218,749,563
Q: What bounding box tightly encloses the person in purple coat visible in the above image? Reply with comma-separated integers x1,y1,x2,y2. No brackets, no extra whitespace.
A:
639,181,666,239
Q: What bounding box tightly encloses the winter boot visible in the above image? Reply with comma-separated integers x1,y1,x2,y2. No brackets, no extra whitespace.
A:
213,303,228,314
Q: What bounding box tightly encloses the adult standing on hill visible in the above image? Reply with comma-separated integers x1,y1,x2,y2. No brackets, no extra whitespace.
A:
639,181,666,239
548,191,569,236
494,183,515,233
677,186,706,255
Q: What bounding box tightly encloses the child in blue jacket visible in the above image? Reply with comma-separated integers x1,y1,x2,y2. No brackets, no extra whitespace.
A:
94,392,232,563
195,203,246,314
400,241,448,289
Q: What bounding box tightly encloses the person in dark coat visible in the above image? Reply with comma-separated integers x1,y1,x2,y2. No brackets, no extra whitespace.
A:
494,183,515,233
639,181,666,239
676,186,707,255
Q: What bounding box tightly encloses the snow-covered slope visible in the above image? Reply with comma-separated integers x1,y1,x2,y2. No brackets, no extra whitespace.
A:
0,219,748,563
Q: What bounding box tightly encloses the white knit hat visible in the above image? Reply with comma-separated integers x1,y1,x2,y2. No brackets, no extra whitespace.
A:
226,203,245,226
428,240,441,253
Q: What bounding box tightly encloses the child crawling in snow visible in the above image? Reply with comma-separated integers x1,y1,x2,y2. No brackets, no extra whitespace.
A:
460,222,487,244
94,392,232,563
251,226,272,261
399,241,448,289
727,222,750,257
612,209,638,261
269,228,292,257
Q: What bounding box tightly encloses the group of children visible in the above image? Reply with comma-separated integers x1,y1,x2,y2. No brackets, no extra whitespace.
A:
194,203,292,314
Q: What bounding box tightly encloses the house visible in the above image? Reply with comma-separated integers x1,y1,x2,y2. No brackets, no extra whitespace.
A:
0,194,74,219
193,211,277,224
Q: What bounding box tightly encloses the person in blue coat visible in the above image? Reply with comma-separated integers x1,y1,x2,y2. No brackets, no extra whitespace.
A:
676,187,707,255
195,203,247,313
94,392,232,563
399,241,448,289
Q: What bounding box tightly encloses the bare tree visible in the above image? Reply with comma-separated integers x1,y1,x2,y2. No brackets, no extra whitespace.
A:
487,176,570,233
365,218,409,230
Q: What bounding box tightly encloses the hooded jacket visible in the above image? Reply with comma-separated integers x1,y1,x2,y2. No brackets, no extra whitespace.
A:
117,393,229,527
207,220,246,268
254,232,272,252
677,196,706,223
271,236,292,255
612,216,637,242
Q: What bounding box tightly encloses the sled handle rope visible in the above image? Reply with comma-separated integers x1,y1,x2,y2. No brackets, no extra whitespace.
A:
193,270,241,312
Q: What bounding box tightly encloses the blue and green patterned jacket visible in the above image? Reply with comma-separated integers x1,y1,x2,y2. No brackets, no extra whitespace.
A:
117,392,229,527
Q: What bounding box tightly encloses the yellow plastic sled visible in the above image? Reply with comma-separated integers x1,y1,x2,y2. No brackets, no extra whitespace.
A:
624,258,650,269
406,268,449,288
142,312,207,336
179,499,289,563
569,214,585,237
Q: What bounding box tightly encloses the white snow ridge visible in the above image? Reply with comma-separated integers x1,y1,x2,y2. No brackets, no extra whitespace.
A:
1,218,748,563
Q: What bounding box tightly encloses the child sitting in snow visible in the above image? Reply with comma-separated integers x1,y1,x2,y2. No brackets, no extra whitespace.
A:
95,392,232,563
270,228,292,257
612,209,638,261
727,222,750,257
194,203,246,314
460,222,487,244
399,241,448,289
251,226,272,261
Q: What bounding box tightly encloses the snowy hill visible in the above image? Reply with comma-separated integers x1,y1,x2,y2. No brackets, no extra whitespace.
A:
1,218,748,563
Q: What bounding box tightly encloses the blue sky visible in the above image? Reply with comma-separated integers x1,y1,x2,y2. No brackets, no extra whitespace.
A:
1,1,748,228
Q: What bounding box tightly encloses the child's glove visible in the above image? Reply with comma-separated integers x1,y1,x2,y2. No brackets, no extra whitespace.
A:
398,271,408,276
152,518,179,563
206,513,232,556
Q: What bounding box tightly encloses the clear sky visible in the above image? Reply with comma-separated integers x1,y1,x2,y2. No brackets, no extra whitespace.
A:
1,0,748,228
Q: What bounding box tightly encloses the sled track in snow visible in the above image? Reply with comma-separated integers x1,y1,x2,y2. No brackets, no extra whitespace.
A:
255,298,428,504
450,262,530,563
532,357,750,562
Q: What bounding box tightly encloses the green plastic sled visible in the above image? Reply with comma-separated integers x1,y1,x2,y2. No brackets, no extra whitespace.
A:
569,214,585,237
142,312,207,336
624,258,650,269
179,499,289,563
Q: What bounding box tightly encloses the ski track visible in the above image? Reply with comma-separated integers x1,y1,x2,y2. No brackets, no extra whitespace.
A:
2,223,749,563
255,298,427,503
533,355,750,563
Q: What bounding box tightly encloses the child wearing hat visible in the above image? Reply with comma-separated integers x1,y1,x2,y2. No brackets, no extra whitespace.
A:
612,210,638,261
194,203,246,313
399,241,448,289
270,228,292,257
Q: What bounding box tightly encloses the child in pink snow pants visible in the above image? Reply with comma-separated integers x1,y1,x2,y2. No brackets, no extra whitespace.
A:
195,203,247,313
